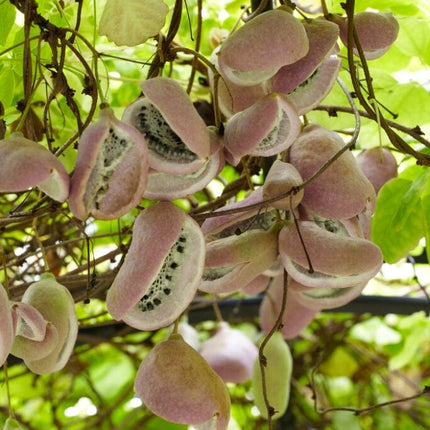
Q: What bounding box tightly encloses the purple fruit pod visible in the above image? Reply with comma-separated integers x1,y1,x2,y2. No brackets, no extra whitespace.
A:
269,18,339,94
0,285,15,367
106,202,205,331
11,273,78,375
286,53,341,115
289,124,375,219
200,227,279,294
122,77,212,175
278,219,383,289
0,132,70,202
335,12,399,60
199,321,258,384
69,107,149,220
259,272,318,339
217,9,309,87
223,93,301,165
143,131,224,201
134,333,231,430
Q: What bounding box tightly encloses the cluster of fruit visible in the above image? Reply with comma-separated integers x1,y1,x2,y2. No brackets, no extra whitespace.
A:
0,6,401,429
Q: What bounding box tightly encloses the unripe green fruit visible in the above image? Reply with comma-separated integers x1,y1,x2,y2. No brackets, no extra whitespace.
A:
251,332,293,420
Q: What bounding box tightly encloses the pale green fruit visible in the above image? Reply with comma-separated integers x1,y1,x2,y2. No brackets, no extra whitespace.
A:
251,332,293,420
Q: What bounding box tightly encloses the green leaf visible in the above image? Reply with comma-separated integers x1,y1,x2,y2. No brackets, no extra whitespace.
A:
0,68,15,109
319,347,360,378
372,172,430,263
376,81,430,127
0,1,16,46
389,312,430,370
395,16,430,64
99,0,169,46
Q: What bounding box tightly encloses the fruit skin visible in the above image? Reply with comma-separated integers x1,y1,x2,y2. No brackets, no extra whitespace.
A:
259,273,317,339
262,160,304,210
200,228,279,294
223,93,301,165
335,12,399,60
269,18,339,94
122,77,211,174
278,220,383,289
217,9,309,86
252,331,293,419
106,202,205,331
69,107,148,220
0,132,69,202
0,285,14,367
356,147,397,194
289,124,375,219
285,54,341,115
200,322,258,383
134,333,230,429
12,273,78,375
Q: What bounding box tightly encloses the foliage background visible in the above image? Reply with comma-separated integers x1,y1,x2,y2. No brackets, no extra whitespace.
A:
0,0,429,428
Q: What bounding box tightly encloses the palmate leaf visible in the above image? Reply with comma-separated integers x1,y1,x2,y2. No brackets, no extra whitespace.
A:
372,166,430,263
99,0,169,47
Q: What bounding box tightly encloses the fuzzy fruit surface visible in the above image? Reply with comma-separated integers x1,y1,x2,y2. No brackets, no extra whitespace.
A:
135,333,230,429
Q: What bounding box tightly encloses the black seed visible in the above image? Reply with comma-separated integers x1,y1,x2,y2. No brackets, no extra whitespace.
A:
177,245,184,253
154,298,161,306
147,302,154,311
163,288,171,295
142,294,149,300
179,236,186,242
170,262,178,269
166,275,172,281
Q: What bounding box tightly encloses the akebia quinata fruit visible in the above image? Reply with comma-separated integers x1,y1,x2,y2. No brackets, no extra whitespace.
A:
122,77,211,175
251,331,293,420
200,228,279,294
289,124,375,219
356,147,398,194
258,272,318,339
223,93,301,165
269,18,339,95
134,333,231,429
0,285,14,367
262,160,304,210
335,11,399,60
106,202,205,331
217,9,309,86
199,321,258,383
0,133,70,202
69,106,148,220
10,273,78,375
278,220,383,289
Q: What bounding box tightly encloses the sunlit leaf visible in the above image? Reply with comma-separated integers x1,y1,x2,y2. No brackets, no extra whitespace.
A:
372,172,429,263
0,1,15,46
99,0,169,47
395,16,430,64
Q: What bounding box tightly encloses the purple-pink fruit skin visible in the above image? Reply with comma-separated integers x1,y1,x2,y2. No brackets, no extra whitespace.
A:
357,147,397,194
